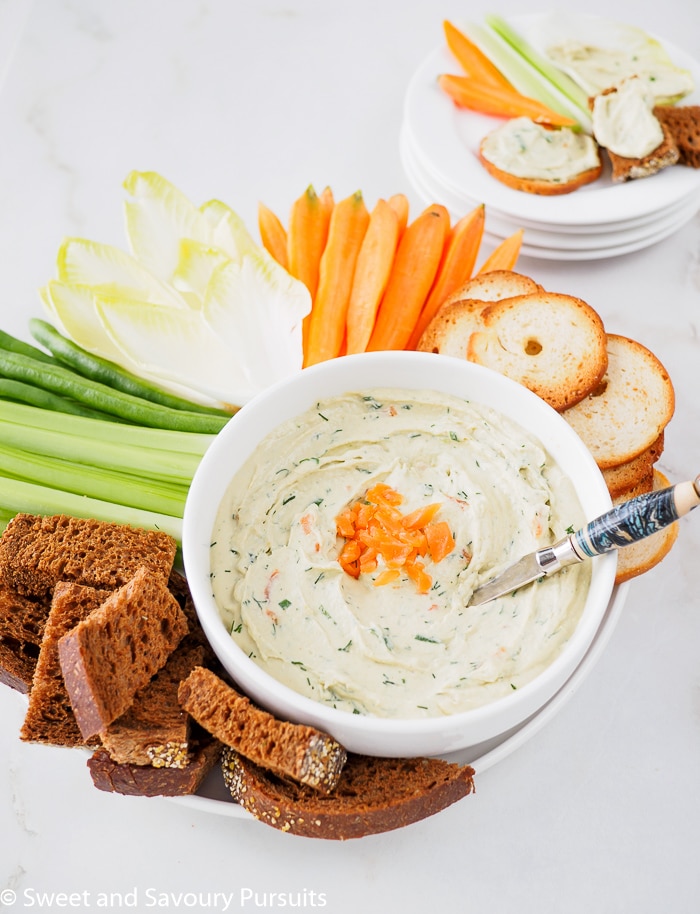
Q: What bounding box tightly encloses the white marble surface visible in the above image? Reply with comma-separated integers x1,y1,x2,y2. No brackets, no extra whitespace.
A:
1,1,699,912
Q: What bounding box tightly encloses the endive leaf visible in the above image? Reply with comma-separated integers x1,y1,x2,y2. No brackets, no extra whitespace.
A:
56,237,187,307
203,251,310,391
95,296,258,407
171,239,230,305
123,171,215,281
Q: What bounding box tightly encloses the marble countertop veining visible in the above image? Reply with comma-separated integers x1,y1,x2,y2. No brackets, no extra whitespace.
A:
1,2,699,912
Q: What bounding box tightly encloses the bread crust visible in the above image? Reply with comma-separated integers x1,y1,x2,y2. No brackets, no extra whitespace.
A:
222,748,475,839
478,147,603,195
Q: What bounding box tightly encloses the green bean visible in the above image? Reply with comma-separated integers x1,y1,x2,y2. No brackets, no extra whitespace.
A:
0,327,56,364
0,349,230,434
29,318,235,417
0,378,120,421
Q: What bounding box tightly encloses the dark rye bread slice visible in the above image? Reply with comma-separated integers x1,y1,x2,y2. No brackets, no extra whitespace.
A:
87,738,222,797
653,104,700,168
178,666,347,794
605,119,679,182
0,637,39,694
0,583,51,693
21,582,110,747
221,748,476,839
0,514,176,600
58,567,188,740
100,645,206,768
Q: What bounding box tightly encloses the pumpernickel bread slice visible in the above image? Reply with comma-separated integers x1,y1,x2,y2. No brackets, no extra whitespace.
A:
100,645,206,768
58,566,188,739
178,666,347,794
221,747,475,839
562,334,675,469
604,120,679,182
0,514,177,599
21,582,110,747
653,104,700,168
467,291,608,411
88,738,222,797
0,583,50,693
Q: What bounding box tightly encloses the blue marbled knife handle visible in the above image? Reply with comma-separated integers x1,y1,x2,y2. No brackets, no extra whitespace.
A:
573,476,700,559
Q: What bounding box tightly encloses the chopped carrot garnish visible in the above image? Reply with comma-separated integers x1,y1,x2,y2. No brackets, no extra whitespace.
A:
335,484,455,592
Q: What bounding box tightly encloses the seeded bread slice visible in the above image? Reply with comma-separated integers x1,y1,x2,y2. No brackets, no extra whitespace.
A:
221,748,475,839
562,335,675,469
87,738,222,797
178,666,347,794
605,120,680,182
614,469,679,584
0,514,177,599
21,583,110,747
653,104,700,168
58,567,188,740
467,292,608,411
100,645,206,768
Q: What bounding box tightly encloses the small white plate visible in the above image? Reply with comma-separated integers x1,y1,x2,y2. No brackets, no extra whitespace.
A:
170,583,629,819
403,14,700,229
401,127,700,260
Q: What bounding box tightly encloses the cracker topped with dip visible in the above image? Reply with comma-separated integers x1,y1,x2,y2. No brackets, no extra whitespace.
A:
210,388,591,720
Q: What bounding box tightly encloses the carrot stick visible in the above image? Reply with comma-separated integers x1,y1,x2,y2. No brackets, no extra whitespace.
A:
345,199,400,355
257,202,288,268
287,185,332,300
366,204,450,352
443,20,512,90
477,228,525,274
407,203,485,349
387,193,409,239
438,73,577,127
304,190,370,366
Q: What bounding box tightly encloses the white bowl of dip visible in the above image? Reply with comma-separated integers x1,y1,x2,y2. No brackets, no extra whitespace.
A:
183,351,616,758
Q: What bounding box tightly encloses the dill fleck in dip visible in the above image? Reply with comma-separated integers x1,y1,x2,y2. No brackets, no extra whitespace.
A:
210,388,590,719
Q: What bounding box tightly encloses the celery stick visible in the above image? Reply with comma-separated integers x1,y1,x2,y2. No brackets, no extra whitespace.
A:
484,15,591,115
0,399,215,456
0,476,182,543
0,441,188,518
0,417,201,483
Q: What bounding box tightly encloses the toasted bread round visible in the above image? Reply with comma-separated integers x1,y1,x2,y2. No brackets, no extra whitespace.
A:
562,335,675,469
478,119,603,196
440,270,543,311
466,291,608,411
601,431,664,500
478,150,603,195
614,469,678,585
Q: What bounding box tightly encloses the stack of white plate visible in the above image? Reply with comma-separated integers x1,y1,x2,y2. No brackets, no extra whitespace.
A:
400,25,700,261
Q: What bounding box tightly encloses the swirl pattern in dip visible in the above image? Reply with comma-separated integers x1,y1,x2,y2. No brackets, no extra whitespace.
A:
210,388,590,718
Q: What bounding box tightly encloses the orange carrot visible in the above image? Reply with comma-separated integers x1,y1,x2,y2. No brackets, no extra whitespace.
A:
387,193,410,239
257,202,288,268
287,185,332,301
406,203,486,349
366,204,450,352
304,190,370,366
335,484,455,592
443,20,512,90
477,228,524,274
345,198,399,355
438,73,577,127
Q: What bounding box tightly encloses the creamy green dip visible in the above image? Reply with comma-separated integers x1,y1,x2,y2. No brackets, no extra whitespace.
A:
210,388,591,719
